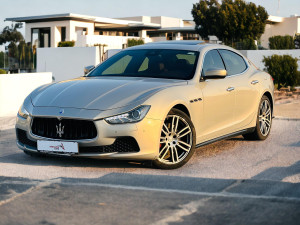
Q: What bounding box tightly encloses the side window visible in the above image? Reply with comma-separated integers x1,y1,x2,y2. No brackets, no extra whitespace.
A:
219,50,247,76
202,50,225,74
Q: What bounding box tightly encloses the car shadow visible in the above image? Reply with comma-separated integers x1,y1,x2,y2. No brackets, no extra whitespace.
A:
0,152,150,169
251,160,300,182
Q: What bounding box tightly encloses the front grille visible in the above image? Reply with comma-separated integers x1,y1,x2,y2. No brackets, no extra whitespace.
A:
16,129,37,148
79,137,140,153
31,117,97,140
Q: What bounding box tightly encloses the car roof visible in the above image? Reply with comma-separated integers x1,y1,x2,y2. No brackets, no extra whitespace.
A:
124,41,246,59
126,41,227,52
126,41,207,51
146,40,205,45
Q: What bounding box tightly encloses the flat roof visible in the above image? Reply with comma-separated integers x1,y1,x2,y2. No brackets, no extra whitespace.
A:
5,13,161,28
266,15,284,23
157,27,196,32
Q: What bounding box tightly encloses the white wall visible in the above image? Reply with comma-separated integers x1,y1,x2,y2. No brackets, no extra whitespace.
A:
240,49,300,71
75,35,142,48
0,72,52,117
37,47,100,82
70,20,95,42
151,16,183,28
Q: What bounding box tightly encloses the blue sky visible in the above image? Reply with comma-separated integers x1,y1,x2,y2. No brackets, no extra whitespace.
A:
0,0,299,50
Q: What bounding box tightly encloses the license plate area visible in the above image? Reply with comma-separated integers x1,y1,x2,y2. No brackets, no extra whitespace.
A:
37,140,78,154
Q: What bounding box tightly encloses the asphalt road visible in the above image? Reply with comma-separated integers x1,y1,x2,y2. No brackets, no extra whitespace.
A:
0,119,299,225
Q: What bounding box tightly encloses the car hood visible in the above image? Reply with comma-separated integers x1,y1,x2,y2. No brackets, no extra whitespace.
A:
31,77,187,110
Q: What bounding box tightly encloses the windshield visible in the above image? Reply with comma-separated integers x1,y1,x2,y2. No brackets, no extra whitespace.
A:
88,49,199,80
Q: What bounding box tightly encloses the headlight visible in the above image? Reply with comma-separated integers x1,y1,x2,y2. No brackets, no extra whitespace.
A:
18,104,29,119
105,105,151,124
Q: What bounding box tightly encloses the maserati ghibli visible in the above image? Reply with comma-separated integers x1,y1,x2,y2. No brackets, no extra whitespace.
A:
16,41,274,169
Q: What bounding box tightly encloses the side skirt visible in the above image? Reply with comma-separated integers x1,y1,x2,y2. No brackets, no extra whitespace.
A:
195,127,255,148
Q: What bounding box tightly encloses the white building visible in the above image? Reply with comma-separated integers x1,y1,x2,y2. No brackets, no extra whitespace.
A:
260,15,300,49
5,13,199,50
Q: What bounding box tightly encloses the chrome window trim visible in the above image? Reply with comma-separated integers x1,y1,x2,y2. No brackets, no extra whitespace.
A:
199,48,249,81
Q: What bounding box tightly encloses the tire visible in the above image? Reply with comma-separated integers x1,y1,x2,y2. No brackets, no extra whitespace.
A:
243,95,272,140
153,109,196,169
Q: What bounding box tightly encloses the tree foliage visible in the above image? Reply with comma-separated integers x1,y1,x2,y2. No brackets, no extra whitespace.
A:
263,55,299,89
235,39,256,50
0,51,8,68
0,23,24,45
0,69,6,74
0,23,35,70
191,0,268,45
269,35,295,49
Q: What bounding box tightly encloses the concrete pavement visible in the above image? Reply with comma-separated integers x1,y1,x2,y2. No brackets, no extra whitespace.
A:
0,119,299,224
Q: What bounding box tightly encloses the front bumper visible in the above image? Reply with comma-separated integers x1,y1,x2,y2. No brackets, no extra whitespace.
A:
16,114,162,161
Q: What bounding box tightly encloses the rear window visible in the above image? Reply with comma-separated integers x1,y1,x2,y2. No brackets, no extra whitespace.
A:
219,50,247,76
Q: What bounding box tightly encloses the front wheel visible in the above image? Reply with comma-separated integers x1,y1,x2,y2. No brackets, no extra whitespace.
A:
243,95,272,140
153,109,196,169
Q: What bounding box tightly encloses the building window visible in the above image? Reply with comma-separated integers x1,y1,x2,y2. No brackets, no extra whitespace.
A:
61,27,66,42
31,27,50,48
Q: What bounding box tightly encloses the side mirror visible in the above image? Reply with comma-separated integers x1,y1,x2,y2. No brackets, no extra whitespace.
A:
84,65,95,75
204,68,227,79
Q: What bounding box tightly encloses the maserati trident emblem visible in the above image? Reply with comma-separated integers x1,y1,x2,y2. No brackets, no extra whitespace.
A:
56,123,64,138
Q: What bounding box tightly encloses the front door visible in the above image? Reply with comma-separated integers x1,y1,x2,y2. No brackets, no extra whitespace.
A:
198,50,236,142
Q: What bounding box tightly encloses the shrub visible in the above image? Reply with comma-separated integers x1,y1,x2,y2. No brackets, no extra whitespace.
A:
58,41,75,47
263,54,298,89
127,39,144,47
235,39,257,50
294,34,300,49
269,35,295,49
0,69,6,74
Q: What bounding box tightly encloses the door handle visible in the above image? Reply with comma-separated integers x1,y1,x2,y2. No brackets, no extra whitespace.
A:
226,87,235,92
251,80,259,85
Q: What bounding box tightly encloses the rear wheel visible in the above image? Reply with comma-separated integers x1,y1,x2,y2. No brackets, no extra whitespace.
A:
243,95,272,140
153,109,196,169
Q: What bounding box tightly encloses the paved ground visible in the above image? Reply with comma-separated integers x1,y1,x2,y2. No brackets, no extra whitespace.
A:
0,118,299,224
275,100,300,119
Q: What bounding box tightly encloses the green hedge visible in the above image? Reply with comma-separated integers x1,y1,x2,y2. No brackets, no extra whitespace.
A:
127,39,144,47
58,41,75,47
263,54,299,89
269,35,295,49
0,69,6,74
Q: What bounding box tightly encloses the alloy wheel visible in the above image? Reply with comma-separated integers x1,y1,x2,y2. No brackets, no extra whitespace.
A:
158,115,193,164
259,99,272,136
